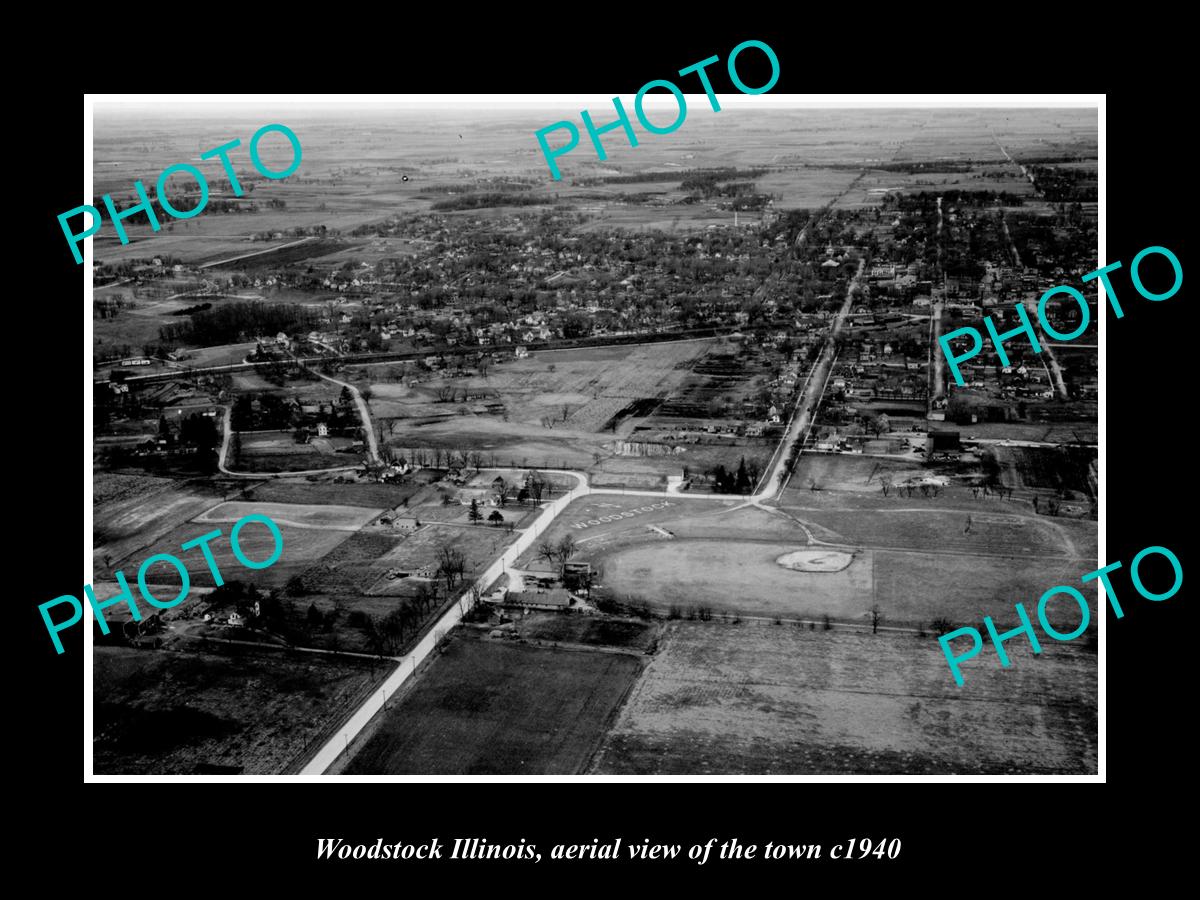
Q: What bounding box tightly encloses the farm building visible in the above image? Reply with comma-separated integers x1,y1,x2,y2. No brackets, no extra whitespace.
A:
927,430,961,455
504,589,574,611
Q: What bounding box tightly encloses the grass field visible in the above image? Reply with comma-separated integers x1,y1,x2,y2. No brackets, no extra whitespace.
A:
94,476,227,572
94,644,391,774
368,342,716,478
511,495,741,572
371,523,518,591
125,514,354,589
792,506,1072,556
234,432,359,473
195,499,382,531
591,621,1097,774
340,633,644,774
248,478,420,508
603,538,872,618
508,613,661,652
791,453,928,493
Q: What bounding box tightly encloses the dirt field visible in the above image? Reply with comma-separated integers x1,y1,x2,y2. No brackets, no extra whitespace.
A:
340,633,644,774
94,644,391,774
591,621,1097,774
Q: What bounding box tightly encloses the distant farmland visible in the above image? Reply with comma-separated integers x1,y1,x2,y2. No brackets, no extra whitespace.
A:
592,621,1097,775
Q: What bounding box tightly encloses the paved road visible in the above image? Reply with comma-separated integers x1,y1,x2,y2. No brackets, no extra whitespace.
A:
929,300,945,403
299,467,594,775
758,258,864,502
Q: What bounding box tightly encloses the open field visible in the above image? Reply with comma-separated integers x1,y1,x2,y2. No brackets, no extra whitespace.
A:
592,621,1096,774
234,431,360,473
340,633,644,774
371,523,518,590
792,453,929,493
369,340,711,432
603,538,872,618
292,531,408,594
508,613,662,653
793,505,1072,556
195,499,382,531
123,514,354,589
247,478,420,508
94,644,391,774
93,475,227,571
602,537,1094,629
512,494,741,571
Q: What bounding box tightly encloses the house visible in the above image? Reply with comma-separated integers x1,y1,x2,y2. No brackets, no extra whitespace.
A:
315,422,330,437
514,345,529,359
392,516,420,533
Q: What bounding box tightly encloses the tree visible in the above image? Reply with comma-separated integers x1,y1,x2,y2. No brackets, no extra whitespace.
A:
527,472,545,503
436,545,467,593
868,604,882,634
929,617,955,637
555,534,578,578
517,486,529,505
488,510,504,526
880,474,892,497
735,457,751,494
537,539,558,570
468,499,482,525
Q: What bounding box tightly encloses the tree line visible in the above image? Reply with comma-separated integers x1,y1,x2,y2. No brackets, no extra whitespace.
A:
158,301,318,346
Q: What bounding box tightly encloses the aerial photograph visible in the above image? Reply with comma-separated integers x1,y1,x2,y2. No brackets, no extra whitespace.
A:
88,98,1098,776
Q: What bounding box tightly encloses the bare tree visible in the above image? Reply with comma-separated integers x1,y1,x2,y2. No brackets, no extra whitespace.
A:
929,617,955,637
555,534,578,578
868,604,882,634
537,539,558,571
880,474,892,497
436,545,467,593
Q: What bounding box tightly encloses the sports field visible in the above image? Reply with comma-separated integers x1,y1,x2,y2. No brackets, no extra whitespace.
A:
604,539,872,619
339,634,644,774
592,621,1097,774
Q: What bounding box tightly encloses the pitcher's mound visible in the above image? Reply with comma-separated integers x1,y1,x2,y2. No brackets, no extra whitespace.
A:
775,550,853,573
